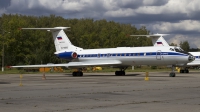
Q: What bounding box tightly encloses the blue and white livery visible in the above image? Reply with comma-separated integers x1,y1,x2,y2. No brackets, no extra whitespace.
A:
131,34,199,73
12,28,195,77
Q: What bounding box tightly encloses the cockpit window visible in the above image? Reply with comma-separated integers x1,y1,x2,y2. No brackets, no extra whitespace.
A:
174,47,184,52
179,48,184,51
174,48,178,52
170,48,174,51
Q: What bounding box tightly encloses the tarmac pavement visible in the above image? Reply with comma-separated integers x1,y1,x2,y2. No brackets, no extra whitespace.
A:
0,71,200,112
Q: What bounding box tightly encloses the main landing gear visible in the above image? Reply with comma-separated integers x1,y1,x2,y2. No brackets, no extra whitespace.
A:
179,69,189,73
115,67,127,76
72,67,128,77
72,68,83,77
169,66,176,77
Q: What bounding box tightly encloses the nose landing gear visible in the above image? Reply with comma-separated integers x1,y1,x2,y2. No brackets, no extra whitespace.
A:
169,65,176,77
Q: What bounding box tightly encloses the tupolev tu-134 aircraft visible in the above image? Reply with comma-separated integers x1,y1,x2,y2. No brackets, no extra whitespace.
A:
130,34,200,74
11,27,195,77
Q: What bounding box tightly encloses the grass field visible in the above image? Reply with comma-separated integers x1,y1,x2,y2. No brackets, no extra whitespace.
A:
1,66,199,74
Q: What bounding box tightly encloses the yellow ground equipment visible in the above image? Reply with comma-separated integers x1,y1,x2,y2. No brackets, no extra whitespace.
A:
39,67,63,72
92,67,102,71
39,67,50,72
53,67,64,72
176,67,181,73
74,67,102,72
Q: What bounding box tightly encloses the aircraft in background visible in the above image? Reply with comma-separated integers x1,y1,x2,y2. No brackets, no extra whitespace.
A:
130,34,200,73
11,28,195,77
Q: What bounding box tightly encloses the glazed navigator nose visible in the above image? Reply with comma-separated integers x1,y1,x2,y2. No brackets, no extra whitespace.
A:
188,54,195,62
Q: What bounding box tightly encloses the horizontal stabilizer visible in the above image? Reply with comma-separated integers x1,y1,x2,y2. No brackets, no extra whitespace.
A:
130,34,170,46
19,27,70,31
130,34,169,37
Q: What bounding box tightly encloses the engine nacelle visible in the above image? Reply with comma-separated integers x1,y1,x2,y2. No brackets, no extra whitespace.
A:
57,52,77,59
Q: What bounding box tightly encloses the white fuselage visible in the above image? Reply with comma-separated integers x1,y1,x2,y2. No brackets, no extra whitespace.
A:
59,46,191,66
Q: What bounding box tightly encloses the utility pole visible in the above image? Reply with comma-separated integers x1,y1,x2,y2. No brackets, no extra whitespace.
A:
1,31,10,72
1,31,4,72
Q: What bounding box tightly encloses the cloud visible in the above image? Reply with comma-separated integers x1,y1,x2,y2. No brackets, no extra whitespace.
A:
168,34,200,48
149,20,200,34
0,0,200,48
0,0,11,9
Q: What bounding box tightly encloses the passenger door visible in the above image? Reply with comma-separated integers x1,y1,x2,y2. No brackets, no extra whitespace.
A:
156,50,162,60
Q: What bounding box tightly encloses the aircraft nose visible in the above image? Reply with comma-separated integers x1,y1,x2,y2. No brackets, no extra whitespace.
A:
188,54,195,62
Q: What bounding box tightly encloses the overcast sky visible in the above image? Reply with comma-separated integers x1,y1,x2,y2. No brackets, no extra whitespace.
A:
0,0,200,48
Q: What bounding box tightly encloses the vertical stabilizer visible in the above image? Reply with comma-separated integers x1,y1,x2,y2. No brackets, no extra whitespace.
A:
130,34,170,46
21,27,83,52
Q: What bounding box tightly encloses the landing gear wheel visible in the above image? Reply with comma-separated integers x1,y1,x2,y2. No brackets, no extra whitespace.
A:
180,69,189,73
72,72,77,76
115,71,126,76
185,70,189,73
169,72,176,77
72,72,83,77
170,65,176,77
180,70,183,73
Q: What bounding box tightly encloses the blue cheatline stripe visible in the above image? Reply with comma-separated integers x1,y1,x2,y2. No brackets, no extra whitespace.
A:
76,52,188,58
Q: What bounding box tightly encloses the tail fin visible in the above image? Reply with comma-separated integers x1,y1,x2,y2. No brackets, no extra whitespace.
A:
130,34,169,46
21,27,83,52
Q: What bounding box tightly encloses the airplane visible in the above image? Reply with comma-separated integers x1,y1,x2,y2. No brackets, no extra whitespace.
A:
130,34,200,73
11,27,195,77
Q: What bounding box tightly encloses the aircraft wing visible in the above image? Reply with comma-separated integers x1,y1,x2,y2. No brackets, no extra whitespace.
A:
11,60,122,68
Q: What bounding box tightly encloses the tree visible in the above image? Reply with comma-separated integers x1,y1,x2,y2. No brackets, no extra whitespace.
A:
169,43,177,46
179,41,190,52
0,14,152,65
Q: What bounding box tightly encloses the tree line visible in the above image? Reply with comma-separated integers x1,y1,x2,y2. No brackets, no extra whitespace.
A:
0,14,194,66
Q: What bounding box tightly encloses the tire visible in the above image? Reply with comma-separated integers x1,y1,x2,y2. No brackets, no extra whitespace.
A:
72,72,77,76
170,72,176,77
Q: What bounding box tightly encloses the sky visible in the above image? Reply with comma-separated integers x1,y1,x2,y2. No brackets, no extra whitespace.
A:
0,0,200,48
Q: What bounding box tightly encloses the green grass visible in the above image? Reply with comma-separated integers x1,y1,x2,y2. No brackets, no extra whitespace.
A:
1,66,199,74
0,66,181,74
